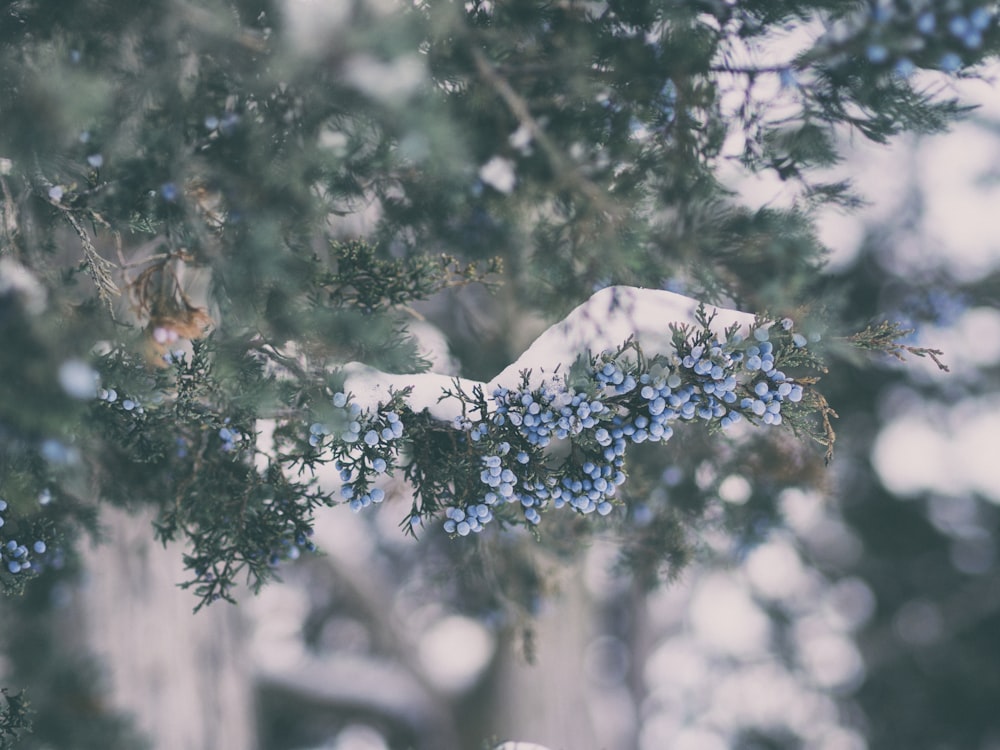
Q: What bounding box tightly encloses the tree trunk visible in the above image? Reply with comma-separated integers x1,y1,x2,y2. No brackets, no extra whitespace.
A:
75,505,256,750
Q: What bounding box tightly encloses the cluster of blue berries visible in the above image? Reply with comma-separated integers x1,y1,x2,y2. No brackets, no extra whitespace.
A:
218,421,242,452
271,530,317,564
470,438,625,534
444,503,493,535
0,499,47,576
325,316,817,539
97,386,145,415
309,391,361,447
426,325,810,535
489,383,607,447
741,371,804,426
310,391,404,513
442,437,623,536
547,458,625,518
863,3,994,74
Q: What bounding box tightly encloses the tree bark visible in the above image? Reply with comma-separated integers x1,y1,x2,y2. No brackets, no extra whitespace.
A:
75,505,256,750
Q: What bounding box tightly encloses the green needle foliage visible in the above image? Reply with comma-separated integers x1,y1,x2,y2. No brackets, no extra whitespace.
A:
0,689,32,750
0,0,992,742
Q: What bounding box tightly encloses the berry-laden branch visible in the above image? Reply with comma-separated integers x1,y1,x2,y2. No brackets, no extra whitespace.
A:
0,285,834,610
307,286,829,537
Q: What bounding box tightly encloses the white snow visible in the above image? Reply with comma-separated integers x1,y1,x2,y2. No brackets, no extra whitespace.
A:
0,257,47,313
343,54,427,103
479,156,517,193
341,285,759,420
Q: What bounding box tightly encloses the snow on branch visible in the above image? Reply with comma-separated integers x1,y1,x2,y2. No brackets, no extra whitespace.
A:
179,287,830,606
301,284,832,539
342,286,756,420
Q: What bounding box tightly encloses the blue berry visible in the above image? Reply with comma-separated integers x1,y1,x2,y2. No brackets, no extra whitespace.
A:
940,52,962,72
949,15,971,37
962,29,982,48
916,12,936,34
866,44,889,64
970,8,991,30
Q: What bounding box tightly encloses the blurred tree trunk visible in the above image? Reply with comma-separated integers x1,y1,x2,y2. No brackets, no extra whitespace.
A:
490,566,603,750
74,505,256,750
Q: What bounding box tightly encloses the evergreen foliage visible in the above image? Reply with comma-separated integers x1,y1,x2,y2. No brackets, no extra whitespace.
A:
0,689,32,750
0,0,995,746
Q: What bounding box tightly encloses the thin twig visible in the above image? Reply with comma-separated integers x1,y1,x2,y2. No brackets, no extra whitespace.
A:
31,159,121,314
470,46,623,223
62,208,121,315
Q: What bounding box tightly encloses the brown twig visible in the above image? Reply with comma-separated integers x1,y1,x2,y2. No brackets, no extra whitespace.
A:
62,208,121,314
470,46,623,223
